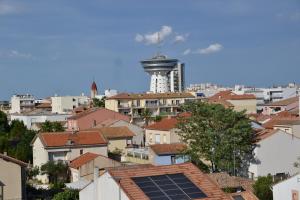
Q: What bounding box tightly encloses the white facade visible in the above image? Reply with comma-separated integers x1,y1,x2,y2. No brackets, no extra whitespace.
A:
273,174,300,200
80,171,129,200
10,111,70,130
248,130,300,179
10,94,35,114
51,95,89,114
32,137,108,183
150,71,169,93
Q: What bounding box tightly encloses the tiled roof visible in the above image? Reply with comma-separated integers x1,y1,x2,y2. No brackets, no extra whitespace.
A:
209,91,256,101
0,153,28,167
255,129,279,141
90,126,135,139
38,131,107,148
68,108,129,121
35,103,52,108
146,117,179,131
150,143,186,155
262,118,299,129
69,152,99,169
231,191,259,200
207,172,255,192
265,96,298,106
107,92,195,100
207,99,234,108
108,163,231,200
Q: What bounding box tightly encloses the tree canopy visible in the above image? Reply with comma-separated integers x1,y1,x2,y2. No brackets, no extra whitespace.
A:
40,120,65,132
92,97,105,108
53,189,79,200
40,160,69,185
177,102,256,176
253,175,273,200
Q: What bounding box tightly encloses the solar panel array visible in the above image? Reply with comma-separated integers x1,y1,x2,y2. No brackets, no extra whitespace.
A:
132,173,207,200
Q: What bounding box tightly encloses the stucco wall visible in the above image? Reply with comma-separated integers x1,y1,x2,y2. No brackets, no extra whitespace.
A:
248,130,300,178
0,158,22,200
145,129,181,145
273,174,300,200
228,99,257,114
108,139,128,153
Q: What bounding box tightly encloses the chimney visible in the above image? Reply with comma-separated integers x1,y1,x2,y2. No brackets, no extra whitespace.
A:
94,167,99,200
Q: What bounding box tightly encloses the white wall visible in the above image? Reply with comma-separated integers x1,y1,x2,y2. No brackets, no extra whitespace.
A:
32,137,49,183
51,96,88,114
80,172,129,200
273,174,300,200
249,130,300,178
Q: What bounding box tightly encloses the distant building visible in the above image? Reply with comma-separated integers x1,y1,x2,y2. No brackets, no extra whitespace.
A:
207,90,257,114
0,153,27,200
90,81,98,99
51,95,89,114
67,108,129,131
0,101,10,114
31,130,108,183
80,163,231,200
10,108,70,130
105,92,195,123
272,173,300,200
10,94,35,114
141,54,185,93
263,96,299,115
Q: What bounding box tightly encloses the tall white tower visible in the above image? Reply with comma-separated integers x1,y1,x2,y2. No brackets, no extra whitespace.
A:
141,54,185,93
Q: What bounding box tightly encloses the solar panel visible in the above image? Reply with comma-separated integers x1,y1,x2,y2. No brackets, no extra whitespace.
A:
132,173,207,200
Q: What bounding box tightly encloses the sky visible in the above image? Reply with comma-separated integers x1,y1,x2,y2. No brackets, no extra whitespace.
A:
0,0,300,99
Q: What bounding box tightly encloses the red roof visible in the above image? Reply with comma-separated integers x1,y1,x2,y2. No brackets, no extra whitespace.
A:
209,91,256,101
107,92,195,100
68,108,129,121
150,143,186,155
69,152,99,169
146,117,179,131
38,131,107,148
0,153,28,167
90,126,135,139
256,129,278,141
108,163,231,200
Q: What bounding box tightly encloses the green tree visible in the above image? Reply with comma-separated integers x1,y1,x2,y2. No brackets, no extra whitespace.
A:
153,115,162,122
0,111,9,133
177,102,256,175
40,120,65,132
14,130,36,162
53,189,79,200
253,175,273,200
40,161,69,185
141,108,152,126
9,120,27,140
93,97,105,108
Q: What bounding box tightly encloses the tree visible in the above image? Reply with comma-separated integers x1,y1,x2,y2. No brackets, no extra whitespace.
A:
40,121,65,132
9,120,27,140
141,108,152,126
40,161,69,184
0,111,9,133
253,175,273,200
92,97,105,108
53,189,79,200
153,115,162,122
177,102,256,175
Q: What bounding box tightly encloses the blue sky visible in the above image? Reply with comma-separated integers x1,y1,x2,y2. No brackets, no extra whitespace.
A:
0,0,299,99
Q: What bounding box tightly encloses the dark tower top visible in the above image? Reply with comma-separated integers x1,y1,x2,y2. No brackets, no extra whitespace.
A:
91,81,98,91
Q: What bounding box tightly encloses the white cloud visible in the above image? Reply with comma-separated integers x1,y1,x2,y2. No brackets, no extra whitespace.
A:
182,49,191,55
0,50,34,59
196,43,223,55
135,25,173,45
174,34,189,43
0,1,22,15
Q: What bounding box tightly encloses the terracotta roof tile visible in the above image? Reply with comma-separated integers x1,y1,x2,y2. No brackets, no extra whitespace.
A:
107,92,195,100
265,96,298,106
108,163,231,200
209,91,256,101
90,126,135,139
255,129,278,141
150,143,186,155
39,131,107,148
68,108,129,121
146,117,179,131
231,191,259,200
0,153,28,167
69,152,99,169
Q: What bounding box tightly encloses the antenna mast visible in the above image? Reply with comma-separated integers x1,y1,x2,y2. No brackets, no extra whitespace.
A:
156,32,162,56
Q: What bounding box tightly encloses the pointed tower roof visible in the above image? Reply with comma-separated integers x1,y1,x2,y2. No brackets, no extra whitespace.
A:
91,81,98,91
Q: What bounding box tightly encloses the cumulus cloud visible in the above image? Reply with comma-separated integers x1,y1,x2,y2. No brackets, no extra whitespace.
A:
135,25,173,45
174,34,189,43
182,49,191,55
0,1,23,15
0,50,34,59
196,43,223,55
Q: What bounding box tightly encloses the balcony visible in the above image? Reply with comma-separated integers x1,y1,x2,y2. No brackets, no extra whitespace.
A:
125,147,150,164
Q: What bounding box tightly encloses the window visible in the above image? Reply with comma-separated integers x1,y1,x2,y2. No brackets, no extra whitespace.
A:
155,134,160,144
80,149,83,155
171,155,176,164
163,134,167,144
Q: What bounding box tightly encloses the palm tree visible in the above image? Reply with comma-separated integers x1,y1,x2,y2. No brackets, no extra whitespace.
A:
141,108,152,126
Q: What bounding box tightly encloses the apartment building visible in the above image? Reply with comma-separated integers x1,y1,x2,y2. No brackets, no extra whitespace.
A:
10,94,35,114
51,95,89,114
105,92,195,122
